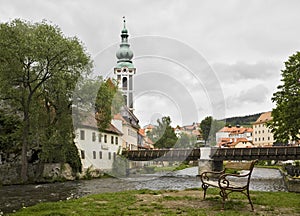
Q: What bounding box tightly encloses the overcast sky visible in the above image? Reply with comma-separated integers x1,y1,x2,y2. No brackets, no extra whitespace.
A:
1,0,300,127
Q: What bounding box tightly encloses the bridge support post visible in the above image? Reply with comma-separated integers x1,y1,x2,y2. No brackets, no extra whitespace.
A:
198,147,223,174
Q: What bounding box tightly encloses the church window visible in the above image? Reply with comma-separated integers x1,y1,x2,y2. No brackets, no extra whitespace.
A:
104,135,107,143
93,151,96,159
122,77,127,89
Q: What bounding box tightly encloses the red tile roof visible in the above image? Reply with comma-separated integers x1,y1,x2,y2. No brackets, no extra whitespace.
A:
218,138,252,148
219,126,252,134
80,112,122,135
253,111,272,124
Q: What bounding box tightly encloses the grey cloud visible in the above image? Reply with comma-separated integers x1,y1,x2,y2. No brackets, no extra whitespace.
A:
212,61,281,82
226,84,269,109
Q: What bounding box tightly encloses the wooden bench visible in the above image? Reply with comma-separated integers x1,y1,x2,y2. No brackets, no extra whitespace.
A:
197,160,258,211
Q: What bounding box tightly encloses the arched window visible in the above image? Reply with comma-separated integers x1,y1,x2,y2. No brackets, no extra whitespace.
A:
122,77,127,89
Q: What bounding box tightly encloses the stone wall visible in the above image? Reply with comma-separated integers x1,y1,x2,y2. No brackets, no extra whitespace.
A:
0,163,75,185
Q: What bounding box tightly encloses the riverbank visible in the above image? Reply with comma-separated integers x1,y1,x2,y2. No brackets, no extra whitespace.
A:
8,188,300,216
0,167,288,214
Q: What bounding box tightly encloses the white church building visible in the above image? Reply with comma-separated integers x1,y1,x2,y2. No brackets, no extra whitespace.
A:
74,18,140,172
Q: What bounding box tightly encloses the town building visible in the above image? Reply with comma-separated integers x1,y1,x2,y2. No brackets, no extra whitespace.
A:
216,125,253,142
174,123,202,143
112,106,139,151
216,125,253,148
138,129,154,149
252,111,275,147
218,138,254,148
74,113,123,171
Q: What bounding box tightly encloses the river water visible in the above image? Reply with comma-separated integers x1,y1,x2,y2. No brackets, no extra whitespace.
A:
0,167,286,214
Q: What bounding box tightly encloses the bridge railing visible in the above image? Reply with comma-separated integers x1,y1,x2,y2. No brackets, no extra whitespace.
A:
122,148,200,161
122,146,300,161
212,146,300,160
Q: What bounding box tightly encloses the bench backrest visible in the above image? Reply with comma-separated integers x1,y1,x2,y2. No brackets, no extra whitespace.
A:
224,160,257,173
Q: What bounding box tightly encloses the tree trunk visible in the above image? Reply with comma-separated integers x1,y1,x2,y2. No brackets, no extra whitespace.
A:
21,107,30,182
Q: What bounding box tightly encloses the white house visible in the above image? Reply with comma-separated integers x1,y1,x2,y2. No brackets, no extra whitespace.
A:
216,125,253,144
74,113,123,171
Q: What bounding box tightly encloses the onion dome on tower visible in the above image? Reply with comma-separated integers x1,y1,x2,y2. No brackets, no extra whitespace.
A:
114,17,136,111
116,17,134,68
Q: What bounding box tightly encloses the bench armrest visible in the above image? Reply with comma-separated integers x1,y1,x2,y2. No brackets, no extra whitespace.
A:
197,170,225,183
218,172,251,188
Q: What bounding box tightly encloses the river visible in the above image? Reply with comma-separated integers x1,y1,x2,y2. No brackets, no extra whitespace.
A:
0,167,286,214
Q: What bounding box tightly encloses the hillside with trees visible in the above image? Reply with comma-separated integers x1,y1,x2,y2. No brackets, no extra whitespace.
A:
221,113,262,127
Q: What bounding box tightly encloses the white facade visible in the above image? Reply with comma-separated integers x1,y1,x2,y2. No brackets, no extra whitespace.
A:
216,126,253,143
252,111,274,147
112,114,138,150
74,126,122,171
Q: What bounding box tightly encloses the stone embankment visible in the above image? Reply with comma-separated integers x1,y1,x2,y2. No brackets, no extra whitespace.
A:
0,163,75,185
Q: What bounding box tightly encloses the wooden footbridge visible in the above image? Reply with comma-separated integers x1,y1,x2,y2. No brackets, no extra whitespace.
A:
122,146,300,161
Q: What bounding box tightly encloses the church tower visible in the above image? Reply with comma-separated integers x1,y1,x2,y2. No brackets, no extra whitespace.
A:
114,17,136,112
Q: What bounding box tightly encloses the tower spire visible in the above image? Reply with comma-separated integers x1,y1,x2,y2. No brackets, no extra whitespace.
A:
114,17,136,111
123,16,126,30
116,17,133,66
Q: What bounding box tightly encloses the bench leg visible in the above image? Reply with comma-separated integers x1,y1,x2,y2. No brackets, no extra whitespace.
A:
202,183,209,199
220,189,227,210
246,189,254,211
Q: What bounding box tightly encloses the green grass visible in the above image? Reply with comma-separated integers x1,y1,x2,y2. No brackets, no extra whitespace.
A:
8,188,300,216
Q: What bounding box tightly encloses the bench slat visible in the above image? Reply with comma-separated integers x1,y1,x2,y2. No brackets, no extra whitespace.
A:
225,161,252,170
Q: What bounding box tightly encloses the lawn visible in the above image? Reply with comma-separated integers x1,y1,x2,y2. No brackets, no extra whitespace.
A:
8,188,300,216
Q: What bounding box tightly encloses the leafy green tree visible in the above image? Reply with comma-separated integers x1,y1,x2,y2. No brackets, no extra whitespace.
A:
268,52,300,144
200,116,212,145
0,19,91,181
0,109,21,162
95,79,123,131
200,116,225,146
148,116,178,149
73,76,123,133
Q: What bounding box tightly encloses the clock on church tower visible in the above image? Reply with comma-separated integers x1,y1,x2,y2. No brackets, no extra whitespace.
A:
114,17,136,112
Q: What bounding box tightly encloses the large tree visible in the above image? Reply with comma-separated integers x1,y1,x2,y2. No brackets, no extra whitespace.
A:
268,52,300,144
0,19,92,181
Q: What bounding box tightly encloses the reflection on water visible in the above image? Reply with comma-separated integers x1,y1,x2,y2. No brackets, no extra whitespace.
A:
0,167,286,214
